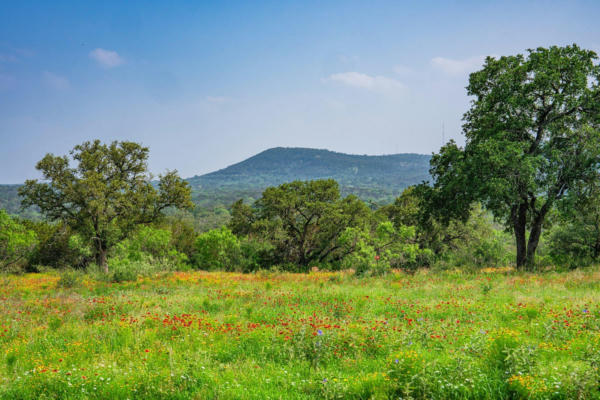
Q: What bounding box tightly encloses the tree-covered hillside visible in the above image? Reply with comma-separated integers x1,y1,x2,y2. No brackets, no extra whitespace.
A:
0,185,40,219
188,147,431,207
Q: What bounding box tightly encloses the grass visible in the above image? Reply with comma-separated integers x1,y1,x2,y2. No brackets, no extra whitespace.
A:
0,267,599,399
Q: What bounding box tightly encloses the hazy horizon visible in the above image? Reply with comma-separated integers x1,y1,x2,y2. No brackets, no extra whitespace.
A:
1,0,599,183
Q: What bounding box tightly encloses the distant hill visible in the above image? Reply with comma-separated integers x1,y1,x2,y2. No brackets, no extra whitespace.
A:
187,147,431,207
0,147,432,218
0,184,41,219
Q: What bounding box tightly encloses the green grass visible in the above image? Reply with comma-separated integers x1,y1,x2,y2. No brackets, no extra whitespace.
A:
0,267,599,399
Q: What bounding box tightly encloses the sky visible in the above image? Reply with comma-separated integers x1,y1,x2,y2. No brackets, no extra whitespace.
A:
1,0,599,183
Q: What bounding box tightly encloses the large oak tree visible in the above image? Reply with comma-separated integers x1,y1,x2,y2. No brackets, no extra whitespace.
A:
19,140,193,272
230,179,371,268
428,45,600,268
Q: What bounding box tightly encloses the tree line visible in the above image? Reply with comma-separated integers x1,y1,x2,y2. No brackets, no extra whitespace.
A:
1,44,599,276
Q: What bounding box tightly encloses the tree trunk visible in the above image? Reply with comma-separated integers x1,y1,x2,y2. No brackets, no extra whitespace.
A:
96,244,108,274
100,250,108,274
525,219,543,268
525,202,552,269
514,203,528,268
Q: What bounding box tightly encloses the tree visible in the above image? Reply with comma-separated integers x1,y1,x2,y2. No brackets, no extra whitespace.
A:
0,210,37,271
229,199,255,236
19,140,193,273
380,185,469,261
429,45,600,268
232,179,372,268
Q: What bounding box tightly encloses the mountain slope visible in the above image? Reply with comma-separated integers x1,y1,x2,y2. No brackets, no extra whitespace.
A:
187,147,431,207
0,185,23,215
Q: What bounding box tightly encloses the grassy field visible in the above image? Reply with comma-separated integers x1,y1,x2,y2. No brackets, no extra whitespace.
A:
1,268,599,399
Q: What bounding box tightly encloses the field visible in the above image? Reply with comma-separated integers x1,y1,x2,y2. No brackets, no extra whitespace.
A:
1,268,599,399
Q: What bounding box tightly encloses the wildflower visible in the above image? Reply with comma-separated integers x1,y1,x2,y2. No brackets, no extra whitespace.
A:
317,329,323,336
394,359,399,364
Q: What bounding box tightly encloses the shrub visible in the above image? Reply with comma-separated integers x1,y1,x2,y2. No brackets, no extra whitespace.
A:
109,226,189,272
193,226,242,270
338,223,428,275
338,227,382,275
67,234,94,264
546,222,596,268
56,269,82,288
0,210,37,272
164,217,196,260
239,237,275,272
119,226,172,261
434,226,512,271
22,221,92,270
110,262,139,283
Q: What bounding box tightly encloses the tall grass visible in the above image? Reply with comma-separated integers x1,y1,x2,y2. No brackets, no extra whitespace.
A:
0,267,599,399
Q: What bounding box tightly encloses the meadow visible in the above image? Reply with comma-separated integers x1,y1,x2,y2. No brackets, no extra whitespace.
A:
1,268,599,399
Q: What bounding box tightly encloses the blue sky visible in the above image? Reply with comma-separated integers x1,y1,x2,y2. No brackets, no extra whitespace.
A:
1,0,599,183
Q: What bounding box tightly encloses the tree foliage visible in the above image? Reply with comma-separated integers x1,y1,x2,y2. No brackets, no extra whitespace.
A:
22,220,90,270
194,226,242,271
428,44,600,268
0,210,37,271
230,179,372,268
547,173,600,267
19,140,193,272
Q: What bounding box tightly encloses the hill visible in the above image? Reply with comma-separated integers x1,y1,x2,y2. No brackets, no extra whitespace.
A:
0,185,40,219
187,147,431,207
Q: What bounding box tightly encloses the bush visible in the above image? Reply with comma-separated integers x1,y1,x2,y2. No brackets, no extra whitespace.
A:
56,269,82,288
546,222,596,268
440,230,511,270
67,233,94,264
119,226,172,261
239,237,275,272
23,221,91,270
338,227,382,275
338,223,428,275
110,226,189,272
193,227,242,270
0,210,37,272
164,217,196,260
110,264,138,283
432,210,513,271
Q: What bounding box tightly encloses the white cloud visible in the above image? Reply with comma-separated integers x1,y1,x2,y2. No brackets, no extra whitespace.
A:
89,48,124,68
43,71,70,90
431,56,487,76
327,71,405,93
